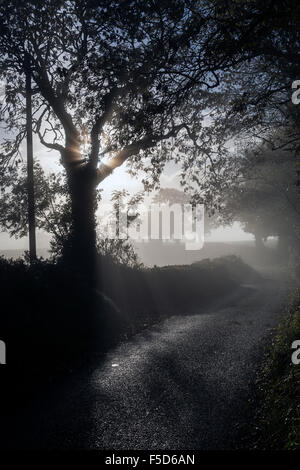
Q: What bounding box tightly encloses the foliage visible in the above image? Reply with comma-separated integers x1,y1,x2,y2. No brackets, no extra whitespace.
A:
0,1,298,275
205,0,300,160
0,161,143,266
196,136,300,258
0,1,227,183
0,161,72,250
98,189,144,268
249,291,300,450
181,0,300,205
0,1,294,188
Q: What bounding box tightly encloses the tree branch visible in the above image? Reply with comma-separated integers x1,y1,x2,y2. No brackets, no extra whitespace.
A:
96,123,186,185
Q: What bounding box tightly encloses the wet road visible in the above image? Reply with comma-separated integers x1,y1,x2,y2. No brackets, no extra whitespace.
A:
5,274,291,449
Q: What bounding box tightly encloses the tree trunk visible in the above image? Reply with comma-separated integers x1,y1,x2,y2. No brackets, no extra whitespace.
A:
65,162,99,288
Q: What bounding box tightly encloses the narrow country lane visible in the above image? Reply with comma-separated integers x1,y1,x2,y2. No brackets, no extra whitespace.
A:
4,273,291,450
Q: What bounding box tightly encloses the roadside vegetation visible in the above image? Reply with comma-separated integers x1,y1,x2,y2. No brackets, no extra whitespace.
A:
248,290,300,450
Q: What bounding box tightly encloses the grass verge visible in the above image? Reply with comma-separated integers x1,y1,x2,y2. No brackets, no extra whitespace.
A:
248,289,300,450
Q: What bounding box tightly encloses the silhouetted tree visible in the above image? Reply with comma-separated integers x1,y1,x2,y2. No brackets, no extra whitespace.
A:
206,139,300,261
0,162,142,265
0,0,296,284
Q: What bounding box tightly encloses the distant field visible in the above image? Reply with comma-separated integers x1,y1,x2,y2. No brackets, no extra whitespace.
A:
0,240,278,268
0,248,50,259
133,239,278,268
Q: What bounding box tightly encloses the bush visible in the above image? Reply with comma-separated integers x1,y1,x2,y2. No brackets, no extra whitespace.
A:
249,290,300,450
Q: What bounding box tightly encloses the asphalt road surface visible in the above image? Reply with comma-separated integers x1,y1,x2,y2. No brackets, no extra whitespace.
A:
4,271,292,449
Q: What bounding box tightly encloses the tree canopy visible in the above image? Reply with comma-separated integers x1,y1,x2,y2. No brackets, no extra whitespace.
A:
205,138,300,257
0,0,299,280
0,0,292,188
